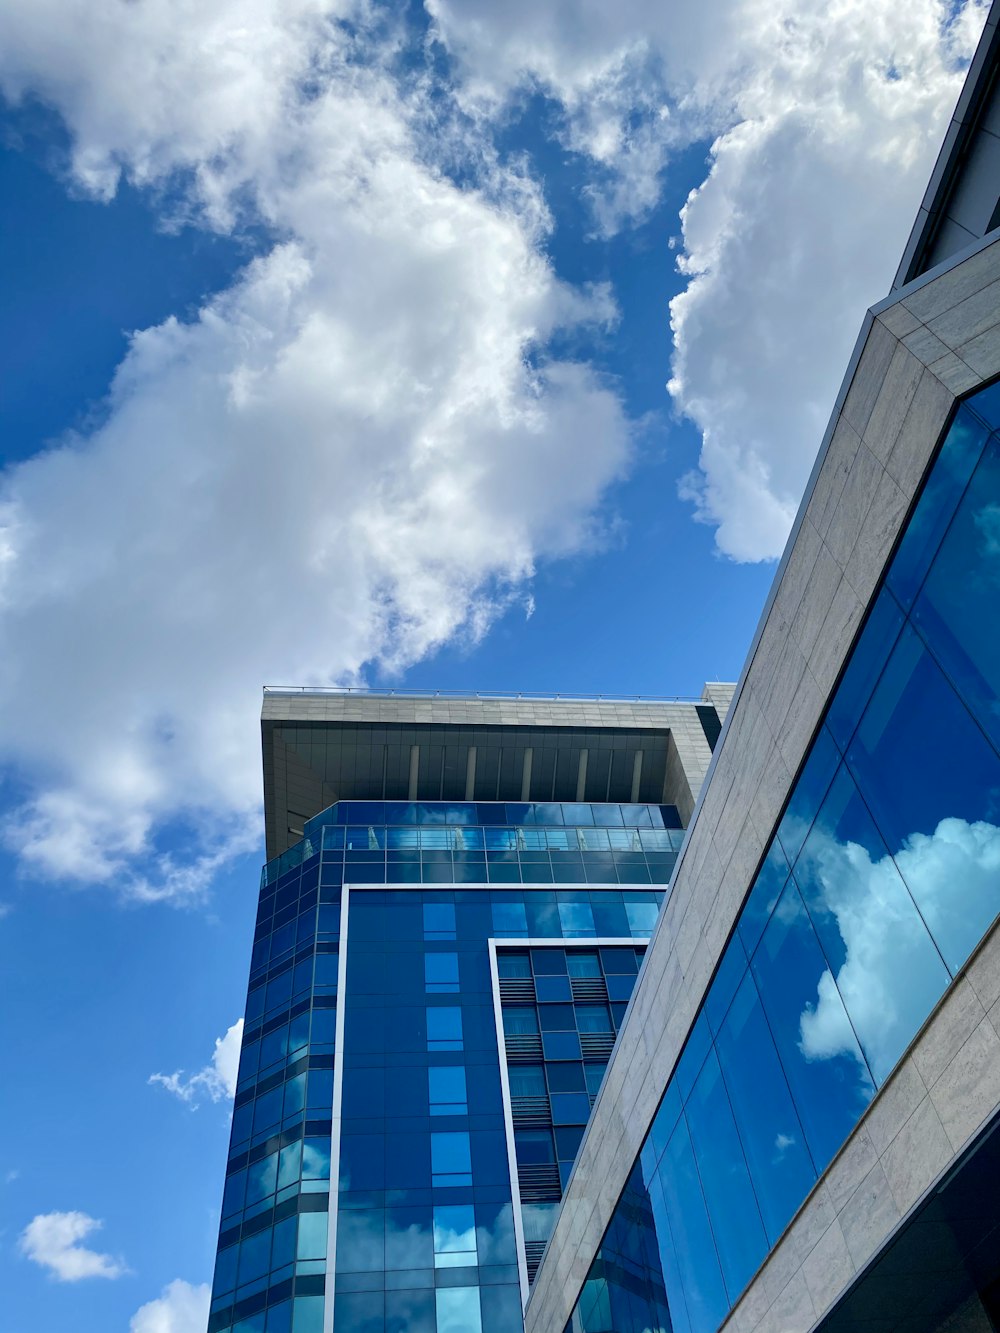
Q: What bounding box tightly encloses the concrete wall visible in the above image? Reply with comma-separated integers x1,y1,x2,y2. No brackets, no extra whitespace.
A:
524,232,1000,1333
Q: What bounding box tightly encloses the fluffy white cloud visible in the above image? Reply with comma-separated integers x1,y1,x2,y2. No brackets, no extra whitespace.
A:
18,1211,128,1281
0,2,629,895
130,1279,211,1333
429,0,987,558
150,1018,244,1106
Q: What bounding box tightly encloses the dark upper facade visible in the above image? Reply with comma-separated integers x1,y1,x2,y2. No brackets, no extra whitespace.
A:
261,688,733,860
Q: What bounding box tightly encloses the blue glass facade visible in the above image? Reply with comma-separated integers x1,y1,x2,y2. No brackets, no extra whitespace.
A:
209,802,676,1333
564,381,1000,1333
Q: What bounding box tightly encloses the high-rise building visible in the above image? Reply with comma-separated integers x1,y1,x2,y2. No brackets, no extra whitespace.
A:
208,7,1000,1332
206,692,733,1333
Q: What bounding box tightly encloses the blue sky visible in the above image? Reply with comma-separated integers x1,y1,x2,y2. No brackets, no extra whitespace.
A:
0,2,985,1330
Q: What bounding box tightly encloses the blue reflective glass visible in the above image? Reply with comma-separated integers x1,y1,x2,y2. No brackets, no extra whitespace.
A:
847,623,1000,972
425,952,460,992
558,902,596,936
826,588,905,752
436,1287,482,1333
492,902,528,935
715,971,815,1243
429,1065,467,1113
656,1114,728,1333
686,1049,768,1300
427,1006,463,1051
913,433,1000,751
794,763,949,1083
888,404,990,609
750,877,875,1171
776,726,840,868
431,1131,472,1185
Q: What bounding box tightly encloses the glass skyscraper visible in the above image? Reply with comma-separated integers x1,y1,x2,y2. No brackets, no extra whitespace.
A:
206,695,731,1333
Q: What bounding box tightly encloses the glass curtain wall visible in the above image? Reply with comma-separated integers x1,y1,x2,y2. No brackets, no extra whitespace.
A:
209,802,671,1333
565,382,1000,1333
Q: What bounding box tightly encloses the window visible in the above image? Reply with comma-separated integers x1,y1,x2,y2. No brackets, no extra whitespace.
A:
508,1065,546,1098
492,902,528,935
497,951,531,978
423,903,456,940
502,1008,538,1036
567,951,601,978
558,902,596,936
429,1066,467,1116
433,1204,478,1268
427,1007,464,1051
436,1287,482,1333
575,1003,613,1033
431,1132,472,1186
425,952,460,994
624,901,658,936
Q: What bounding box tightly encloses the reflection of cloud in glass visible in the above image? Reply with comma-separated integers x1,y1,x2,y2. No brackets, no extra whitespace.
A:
773,1133,795,1159
434,1204,477,1268
797,818,1000,1079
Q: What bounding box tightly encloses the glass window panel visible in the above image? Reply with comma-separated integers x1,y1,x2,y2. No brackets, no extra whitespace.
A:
531,948,567,974
508,1065,546,1097
302,1138,331,1180
222,1168,246,1219
625,901,659,936
423,903,456,940
559,902,596,937
502,1007,538,1035
685,1049,768,1301
436,1287,482,1333
237,1228,272,1285
584,1064,607,1097
277,1140,302,1190
566,951,602,978
738,841,792,959
888,403,990,609
213,1243,238,1295
429,1065,468,1114
848,623,1000,973
425,953,460,993
539,1003,575,1031
826,589,906,753
776,727,840,868
427,1007,464,1051
551,1091,592,1124
750,878,875,1173
514,1128,555,1165
575,1003,613,1032
245,1151,278,1206
497,952,531,978
291,1295,326,1333
914,434,1000,755
534,974,572,1002
492,902,528,935
656,1114,729,1333
297,1211,328,1261
715,971,815,1244
433,1204,478,1267
272,1214,297,1271
431,1132,472,1186
548,1062,585,1093
794,764,950,1083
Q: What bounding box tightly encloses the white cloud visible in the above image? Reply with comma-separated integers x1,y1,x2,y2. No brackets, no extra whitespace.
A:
0,2,630,896
150,1018,244,1106
18,1211,128,1281
130,1279,211,1333
429,0,987,558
